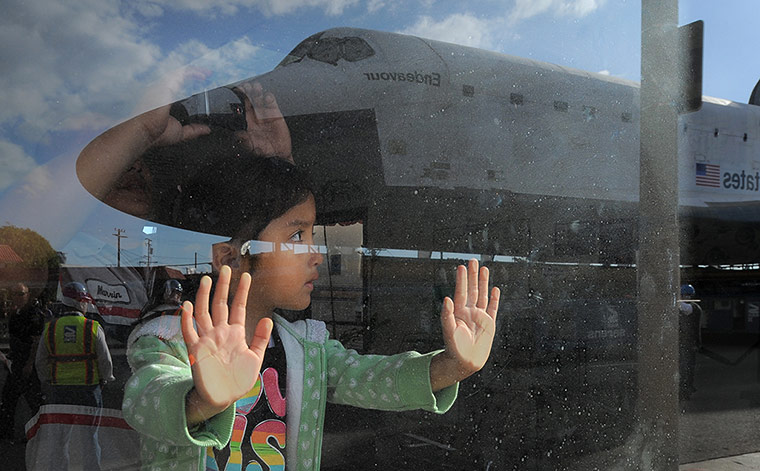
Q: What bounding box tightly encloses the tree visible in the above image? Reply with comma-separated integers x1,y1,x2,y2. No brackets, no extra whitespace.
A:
0,225,61,301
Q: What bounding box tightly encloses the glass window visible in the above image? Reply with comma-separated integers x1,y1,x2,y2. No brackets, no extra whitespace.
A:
1,2,758,470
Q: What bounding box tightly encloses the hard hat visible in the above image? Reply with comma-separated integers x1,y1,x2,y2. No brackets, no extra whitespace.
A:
681,284,696,296
163,279,183,300
61,282,94,310
162,280,182,302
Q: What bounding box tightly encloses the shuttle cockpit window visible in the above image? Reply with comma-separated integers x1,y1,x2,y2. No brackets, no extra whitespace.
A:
278,31,375,67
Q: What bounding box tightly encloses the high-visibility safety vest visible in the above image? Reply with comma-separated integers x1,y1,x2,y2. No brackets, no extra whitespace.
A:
43,315,101,386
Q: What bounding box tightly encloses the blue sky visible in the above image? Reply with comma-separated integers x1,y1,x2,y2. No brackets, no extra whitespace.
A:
1,0,758,269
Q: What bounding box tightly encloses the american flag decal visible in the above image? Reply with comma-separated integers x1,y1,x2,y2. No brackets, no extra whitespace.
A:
696,163,721,188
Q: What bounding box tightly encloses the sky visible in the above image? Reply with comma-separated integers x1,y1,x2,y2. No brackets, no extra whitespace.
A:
1,0,758,269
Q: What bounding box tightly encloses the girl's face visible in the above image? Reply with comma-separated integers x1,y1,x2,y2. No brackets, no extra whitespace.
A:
246,194,323,314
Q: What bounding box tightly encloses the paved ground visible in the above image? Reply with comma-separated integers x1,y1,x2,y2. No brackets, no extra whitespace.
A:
679,339,760,466
681,452,760,471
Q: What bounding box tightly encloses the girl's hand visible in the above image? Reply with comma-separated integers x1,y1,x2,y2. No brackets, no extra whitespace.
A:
431,259,500,391
181,266,272,419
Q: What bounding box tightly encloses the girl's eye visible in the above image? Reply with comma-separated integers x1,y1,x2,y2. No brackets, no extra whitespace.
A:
290,230,304,242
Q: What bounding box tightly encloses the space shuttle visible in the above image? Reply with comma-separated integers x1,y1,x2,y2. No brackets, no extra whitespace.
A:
139,26,760,267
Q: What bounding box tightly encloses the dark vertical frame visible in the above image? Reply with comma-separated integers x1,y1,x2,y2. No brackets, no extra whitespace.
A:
638,1,680,468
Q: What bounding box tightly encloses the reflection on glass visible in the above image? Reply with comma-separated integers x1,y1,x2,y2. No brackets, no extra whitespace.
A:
3,3,760,470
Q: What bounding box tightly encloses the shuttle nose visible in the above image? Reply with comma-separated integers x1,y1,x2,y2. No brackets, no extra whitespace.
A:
167,65,303,132
169,86,247,131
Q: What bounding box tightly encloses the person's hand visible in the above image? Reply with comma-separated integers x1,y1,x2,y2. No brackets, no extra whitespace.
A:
431,259,500,391
140,103,211,148
234,82,293,163
181,266,273,414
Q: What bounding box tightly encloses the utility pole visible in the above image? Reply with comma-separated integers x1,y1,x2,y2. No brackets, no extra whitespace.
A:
144,238,153,268
113,228,127,267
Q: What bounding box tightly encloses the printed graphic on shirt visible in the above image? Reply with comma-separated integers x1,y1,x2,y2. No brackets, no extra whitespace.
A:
206,332,287,471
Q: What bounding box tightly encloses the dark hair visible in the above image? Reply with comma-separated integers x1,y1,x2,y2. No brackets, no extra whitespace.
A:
164,151,313,239
143,128,315,238
229,157,314,242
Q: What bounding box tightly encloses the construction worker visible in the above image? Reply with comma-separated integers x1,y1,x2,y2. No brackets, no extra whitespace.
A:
0,282,44,440
679,284,703,400
138,279,183,324
35,282,115,407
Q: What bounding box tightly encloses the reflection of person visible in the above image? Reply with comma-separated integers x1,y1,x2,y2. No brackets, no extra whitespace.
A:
138,279,184,324
76,82,292,221
35,282,115,407
0,282,44,440
33,282,115,470
679,283,702,400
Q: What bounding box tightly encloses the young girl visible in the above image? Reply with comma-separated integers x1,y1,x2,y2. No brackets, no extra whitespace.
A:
78,89,500,471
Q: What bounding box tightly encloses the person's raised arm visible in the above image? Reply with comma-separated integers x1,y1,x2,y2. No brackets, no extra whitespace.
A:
76,82,292,218
429,259,500,392
75,105,210,217
182,266,273,426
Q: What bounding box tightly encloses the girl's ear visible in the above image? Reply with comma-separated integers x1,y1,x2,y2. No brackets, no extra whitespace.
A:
211,241,242,272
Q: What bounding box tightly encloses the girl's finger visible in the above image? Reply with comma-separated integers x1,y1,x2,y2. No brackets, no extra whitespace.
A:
229,272,251,325
180,301,199,345
453,265,467,311
193,275,213,333
211,265,231,325
476,266,490,310
249,317,274,359
439,297,456,342
486,287,500,320
467,259,479,306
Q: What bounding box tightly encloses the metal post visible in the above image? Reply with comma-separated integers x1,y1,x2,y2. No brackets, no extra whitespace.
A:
637,0,680,469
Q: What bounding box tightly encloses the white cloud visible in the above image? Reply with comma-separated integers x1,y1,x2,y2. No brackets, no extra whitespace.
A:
0,0,161,140
509,0,606,23
130,36,265,115
20,166,55,199
177,36,262,86
0,140,37,191
0,0,273,149
367,0,387,13
400,13,498,49
368,0,436,14
134,0,358,16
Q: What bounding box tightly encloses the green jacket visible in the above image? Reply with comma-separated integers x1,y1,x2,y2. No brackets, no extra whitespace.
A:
123,314,458,471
